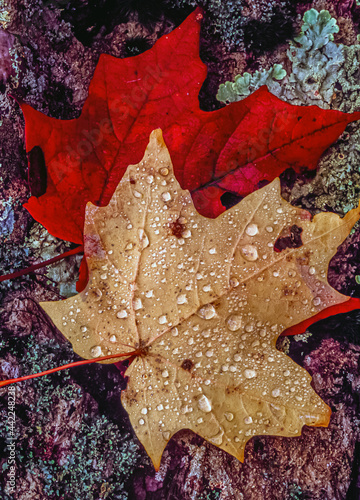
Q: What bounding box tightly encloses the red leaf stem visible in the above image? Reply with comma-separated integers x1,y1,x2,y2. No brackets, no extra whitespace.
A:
0,349,138,388
0,245,84,283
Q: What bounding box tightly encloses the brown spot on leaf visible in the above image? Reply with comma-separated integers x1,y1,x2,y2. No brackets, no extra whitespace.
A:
169,218,186,238
181,359,194,371
274,225,303,253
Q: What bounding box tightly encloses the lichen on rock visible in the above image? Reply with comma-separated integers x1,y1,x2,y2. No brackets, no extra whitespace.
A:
283,8,345,108
217,9,345,109
216,63,286,103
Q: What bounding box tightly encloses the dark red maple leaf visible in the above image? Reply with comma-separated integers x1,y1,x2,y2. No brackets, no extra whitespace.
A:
20,8,360,245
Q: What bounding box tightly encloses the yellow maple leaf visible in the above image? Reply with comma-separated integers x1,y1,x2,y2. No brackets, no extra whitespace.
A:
40,129,360,470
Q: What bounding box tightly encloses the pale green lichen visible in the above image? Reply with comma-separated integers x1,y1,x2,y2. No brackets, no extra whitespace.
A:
0,0,11,29
288,125,360,216
217,9,344,109
276,336,290,355
217,64,286,104
8,36,22,89
293,331,312,343
0,198,14,237
333,44,360,113
283,9,344,108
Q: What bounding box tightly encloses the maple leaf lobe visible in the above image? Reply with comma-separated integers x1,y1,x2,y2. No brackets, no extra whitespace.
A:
40,129,360,470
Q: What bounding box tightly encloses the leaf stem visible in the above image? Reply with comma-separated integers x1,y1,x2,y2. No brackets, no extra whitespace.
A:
0,245,84,283
0,350,139,388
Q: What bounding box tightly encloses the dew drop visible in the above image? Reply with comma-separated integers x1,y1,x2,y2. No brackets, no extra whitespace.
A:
158,315,167,324
272,388,281,397
80,326,87,333
229,277,239,287
157,404,164,411
109,335,117,343
309,266,316,275
138,229,149,249
227,314,242,332
116,310,128,319
202,284,211,292
125,243,133,251
127,223,133,230
245,223,258,236
162,370,169,378
225,412,234,421
180,405,192,414
205,349,214,357
244,369,257,379
245,323,254,333
133,298,143,310
266,226,273,232
198,304,216,320
244,416,252,424
233,353,241,362
283,370,290,377
209,247,217,255
139,418,145,425
197,417,203,424
241,245,258,261
162,192,171,202
146,175,154,184
197,395,212,413
160,167,169,176
92,288,102,301
312,297,321,306
141,408,148,415
209,428,223,445
177,294,187,305
162,431,170,440
90,345,102,358
182,229,191,239
133,190,142,198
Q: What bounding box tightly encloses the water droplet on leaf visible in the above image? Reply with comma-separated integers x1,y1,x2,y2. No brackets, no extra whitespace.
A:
227,314,242,331
244,369,257,379
197,395,212,413
198,304,216,319
241,245,258,261
245,223,258,236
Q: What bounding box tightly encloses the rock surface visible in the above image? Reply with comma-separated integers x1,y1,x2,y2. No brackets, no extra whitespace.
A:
0,0,360,498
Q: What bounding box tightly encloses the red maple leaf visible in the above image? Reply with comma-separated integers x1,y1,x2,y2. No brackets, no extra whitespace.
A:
20,9,360,245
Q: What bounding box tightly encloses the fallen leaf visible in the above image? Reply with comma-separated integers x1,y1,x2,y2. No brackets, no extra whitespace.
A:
20,9,360,245
40,130,360,469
